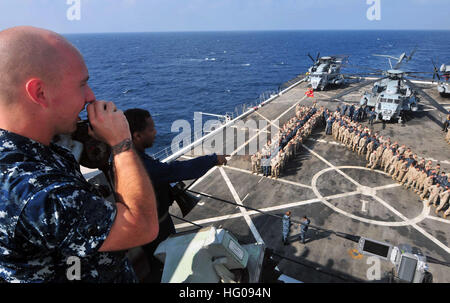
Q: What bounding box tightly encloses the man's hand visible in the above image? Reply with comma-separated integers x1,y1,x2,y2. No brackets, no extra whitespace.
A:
86,100,131,147
216,155,227,166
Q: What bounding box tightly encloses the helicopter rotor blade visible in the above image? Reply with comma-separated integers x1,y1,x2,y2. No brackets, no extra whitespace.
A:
316,52,321,62
342,64,384,73
404,78,449,115
405,71,435,74
307,53,315,63
373,54,399,61
407,47,417,62
406,74,434,82
431,59,441,82
330,77,387,101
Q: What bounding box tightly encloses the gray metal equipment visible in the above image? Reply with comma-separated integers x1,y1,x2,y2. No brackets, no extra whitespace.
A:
357,237,431,283
153,226,266,283
306,53,348,91
432,61,450,96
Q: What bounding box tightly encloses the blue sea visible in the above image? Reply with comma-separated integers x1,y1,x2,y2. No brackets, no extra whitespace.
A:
65,30,450,157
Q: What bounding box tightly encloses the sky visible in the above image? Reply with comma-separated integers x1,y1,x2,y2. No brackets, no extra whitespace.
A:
0,0,449,34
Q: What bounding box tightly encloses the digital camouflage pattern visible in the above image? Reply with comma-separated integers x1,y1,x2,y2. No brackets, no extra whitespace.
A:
0,129,137,283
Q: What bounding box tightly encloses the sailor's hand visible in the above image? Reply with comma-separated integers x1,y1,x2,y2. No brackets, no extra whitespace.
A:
86,100,131,147
216,155,227,166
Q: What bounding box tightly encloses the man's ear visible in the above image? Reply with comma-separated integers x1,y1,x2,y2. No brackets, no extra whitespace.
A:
132,131,140,141
25,79,49,108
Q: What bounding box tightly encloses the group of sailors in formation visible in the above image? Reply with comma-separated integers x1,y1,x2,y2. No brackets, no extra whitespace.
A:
249,100,450,220
329,109,450,219
250,103,325,179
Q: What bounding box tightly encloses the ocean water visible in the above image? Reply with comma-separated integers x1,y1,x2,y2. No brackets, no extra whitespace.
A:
65,30,450,156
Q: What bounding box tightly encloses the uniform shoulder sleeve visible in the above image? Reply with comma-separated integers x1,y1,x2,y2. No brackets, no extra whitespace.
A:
15,181,117,257
143,154,217,185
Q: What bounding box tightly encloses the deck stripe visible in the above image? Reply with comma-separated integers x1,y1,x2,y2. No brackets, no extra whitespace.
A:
219,167,265,244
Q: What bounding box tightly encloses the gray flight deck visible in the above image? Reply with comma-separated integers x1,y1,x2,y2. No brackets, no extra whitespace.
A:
166,77,450,283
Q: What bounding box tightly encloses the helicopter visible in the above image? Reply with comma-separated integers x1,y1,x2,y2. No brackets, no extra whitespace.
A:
356,50,431,123
305,53,348,91
328,49,448,125
432,61,450,97
359,69,420,123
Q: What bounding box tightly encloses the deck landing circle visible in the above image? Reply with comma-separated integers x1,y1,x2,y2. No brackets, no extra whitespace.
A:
311,166,429,227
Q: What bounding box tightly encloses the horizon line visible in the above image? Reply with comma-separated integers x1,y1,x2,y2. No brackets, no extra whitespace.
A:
60,28,450,35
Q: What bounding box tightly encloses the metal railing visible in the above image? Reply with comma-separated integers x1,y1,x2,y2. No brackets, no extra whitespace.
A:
150,75,307,161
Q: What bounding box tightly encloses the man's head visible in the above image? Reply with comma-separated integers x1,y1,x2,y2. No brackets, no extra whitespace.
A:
0,26,95,143
124,108,157,152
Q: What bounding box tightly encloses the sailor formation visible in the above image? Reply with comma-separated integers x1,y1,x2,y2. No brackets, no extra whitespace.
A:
250,103,450,220
251,103,325,179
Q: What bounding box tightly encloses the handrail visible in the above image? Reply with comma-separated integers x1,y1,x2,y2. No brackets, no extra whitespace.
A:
160,76,307,163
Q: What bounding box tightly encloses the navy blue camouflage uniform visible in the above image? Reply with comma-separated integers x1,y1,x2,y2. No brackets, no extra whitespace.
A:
0,129,137,283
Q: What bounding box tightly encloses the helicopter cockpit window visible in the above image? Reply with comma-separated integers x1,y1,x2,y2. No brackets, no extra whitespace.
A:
394,99,400,104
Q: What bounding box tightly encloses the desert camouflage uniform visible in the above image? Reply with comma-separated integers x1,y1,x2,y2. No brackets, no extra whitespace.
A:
401,164,415,184
414,170,428,193
351,133,359,152
332,121,340,140
419,177,435,198
391,159,404,180
357,136,367,156
373,144,385,169
271,155,280,178
251,153,259,174
366,141,374,161
404,168,420,190
338,125,346,142
424,184,444,206
435,188,450,214
367,151,377,169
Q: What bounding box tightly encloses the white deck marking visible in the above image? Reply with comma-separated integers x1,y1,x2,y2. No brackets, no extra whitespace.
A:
188,166,218,190
305,145,450,254
231,125,270,133
361,200,369,212
223,165,312,189
253,110,280,130
302,144,361,187
219,167,264,244
174,192,353,229
230,94,308,157
426,215,450,224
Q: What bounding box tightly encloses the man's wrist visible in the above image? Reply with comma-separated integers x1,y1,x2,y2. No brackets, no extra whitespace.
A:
111,138,134,156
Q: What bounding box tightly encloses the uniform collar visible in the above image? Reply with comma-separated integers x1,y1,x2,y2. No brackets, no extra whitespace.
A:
0,128,59,156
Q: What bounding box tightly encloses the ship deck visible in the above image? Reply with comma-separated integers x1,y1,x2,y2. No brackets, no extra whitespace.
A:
167,78,450,283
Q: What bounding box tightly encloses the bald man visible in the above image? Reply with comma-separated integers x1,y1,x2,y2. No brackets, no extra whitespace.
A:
0,26,158,282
